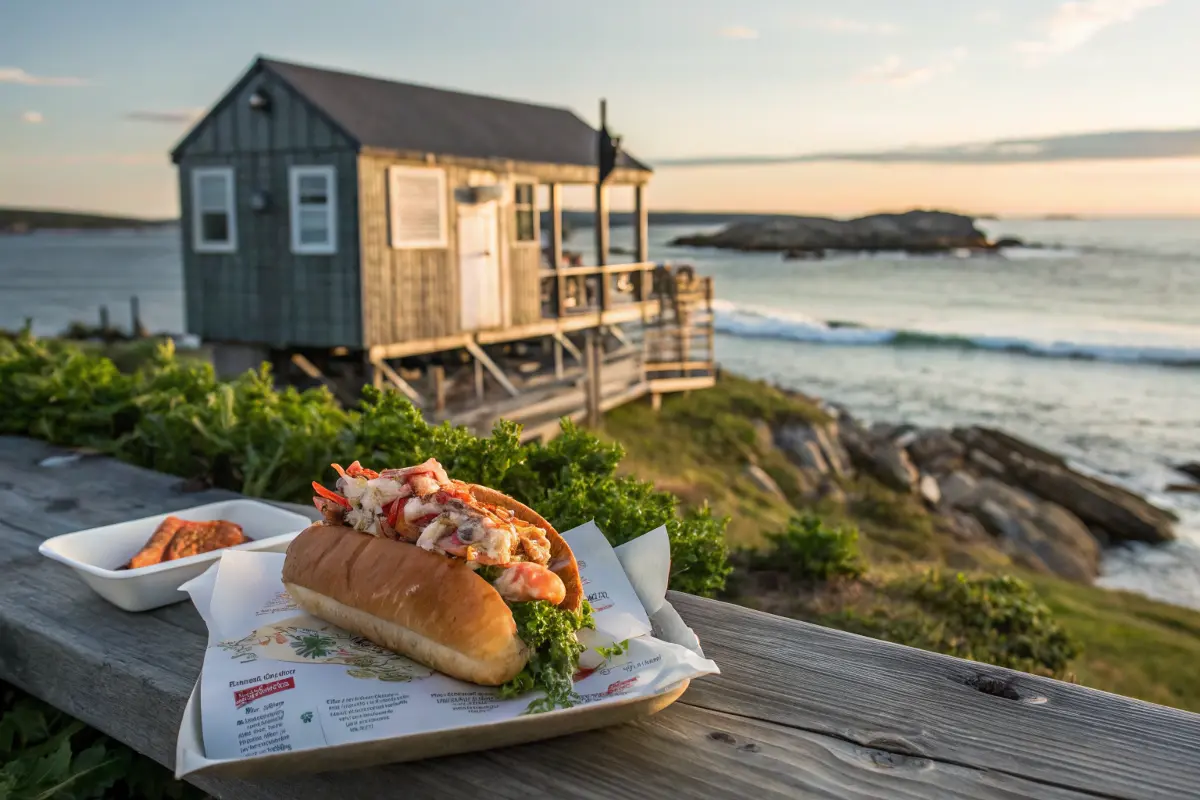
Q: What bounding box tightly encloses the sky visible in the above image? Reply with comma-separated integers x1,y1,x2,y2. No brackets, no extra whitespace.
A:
2,0,1198,218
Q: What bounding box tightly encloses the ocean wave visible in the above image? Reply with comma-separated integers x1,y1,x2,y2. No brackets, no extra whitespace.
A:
712,302,1200,368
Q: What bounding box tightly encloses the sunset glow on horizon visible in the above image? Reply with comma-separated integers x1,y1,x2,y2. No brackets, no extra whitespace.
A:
3,0,1198,219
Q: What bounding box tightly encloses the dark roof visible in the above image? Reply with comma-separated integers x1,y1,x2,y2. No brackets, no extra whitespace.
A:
258,58,651,172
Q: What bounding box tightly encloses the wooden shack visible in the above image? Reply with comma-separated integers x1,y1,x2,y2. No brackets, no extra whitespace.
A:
171,56,714,437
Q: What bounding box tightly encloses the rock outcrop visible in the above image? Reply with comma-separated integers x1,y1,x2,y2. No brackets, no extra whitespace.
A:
948,478,1100,581
670,210,994,255
775,421,853,480
749,394,1176,586
954,427,1177,544
1174,462,1200,483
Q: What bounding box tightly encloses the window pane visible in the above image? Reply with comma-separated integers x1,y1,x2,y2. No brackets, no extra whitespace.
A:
514,183,533,205
298,174,328,205
201,211,229,243
298,208,329,244
198,175,227,210
516,209,535,242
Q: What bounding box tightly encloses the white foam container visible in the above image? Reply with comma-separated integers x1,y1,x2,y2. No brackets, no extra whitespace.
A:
38,500,314,612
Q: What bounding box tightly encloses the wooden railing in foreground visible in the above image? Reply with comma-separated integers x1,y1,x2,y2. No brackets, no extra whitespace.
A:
3,436,1198,800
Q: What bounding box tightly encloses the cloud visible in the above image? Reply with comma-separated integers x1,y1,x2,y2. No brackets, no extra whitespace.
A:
1017,0,1167,63
976,10,1003,24
0,67,87,86
855,48,968,87
123,108,205,124
718,26,758,39
650,127,1200,168
800,16,899,35
21,111,44,124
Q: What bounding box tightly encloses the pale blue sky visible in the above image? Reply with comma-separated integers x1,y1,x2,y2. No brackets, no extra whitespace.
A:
3,0,1197,216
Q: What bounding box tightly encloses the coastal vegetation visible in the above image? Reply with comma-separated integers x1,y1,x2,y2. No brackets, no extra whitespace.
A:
2,331,1200,796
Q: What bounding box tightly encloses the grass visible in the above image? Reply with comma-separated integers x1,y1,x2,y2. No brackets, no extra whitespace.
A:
602,373,1200,712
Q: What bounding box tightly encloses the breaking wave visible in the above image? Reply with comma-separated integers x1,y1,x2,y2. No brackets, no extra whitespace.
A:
712,301,1200,368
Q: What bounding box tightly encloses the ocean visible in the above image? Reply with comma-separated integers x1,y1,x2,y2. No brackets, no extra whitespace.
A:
2,218,1198,608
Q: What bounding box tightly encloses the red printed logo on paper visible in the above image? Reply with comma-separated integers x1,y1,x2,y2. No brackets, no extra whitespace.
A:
605,677,638,696
233,677,295,709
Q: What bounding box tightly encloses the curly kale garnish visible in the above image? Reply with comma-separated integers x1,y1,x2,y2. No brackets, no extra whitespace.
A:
497,599,595,713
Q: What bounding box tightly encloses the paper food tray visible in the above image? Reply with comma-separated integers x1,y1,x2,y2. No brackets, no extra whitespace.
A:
174,521,718,777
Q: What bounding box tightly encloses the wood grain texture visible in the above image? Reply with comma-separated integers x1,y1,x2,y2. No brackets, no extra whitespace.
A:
2,437,1197,799
0,527,1092,799
671,592,1200,800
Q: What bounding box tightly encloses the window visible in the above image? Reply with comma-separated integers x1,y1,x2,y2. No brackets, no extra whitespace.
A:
289,166,337,254
513,182,536,243
388,166,447,248
192,167,236,252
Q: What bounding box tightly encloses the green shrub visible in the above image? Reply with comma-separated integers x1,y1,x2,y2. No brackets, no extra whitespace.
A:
751,515,865,582
0,682,203,799
826,570,1080,678
0,334,731,597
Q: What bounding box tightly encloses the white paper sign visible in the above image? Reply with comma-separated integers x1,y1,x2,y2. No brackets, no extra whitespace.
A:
176,520,719,774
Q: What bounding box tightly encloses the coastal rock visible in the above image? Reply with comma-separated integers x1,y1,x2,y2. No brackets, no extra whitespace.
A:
744,464,785,500
670,210,991,255
938,471,978,509
872,444,920,493
839,420,918,492
1173,462,1200,483
942,510,990,542
777,430,830,474
960,479,1100,582
919,474,941,508
906,429,966,475
774,422,852,479
956,426,1177,543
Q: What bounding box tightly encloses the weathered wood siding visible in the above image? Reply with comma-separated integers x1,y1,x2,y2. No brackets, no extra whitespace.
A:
358,157,546,347
508,243,543,327
177,66,362,348
358,155,464,347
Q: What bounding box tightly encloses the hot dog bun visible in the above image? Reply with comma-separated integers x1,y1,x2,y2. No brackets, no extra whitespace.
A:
282,524,529,685
281,485,581,686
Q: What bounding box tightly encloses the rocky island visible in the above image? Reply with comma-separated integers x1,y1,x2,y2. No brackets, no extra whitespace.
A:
670,209,1017,258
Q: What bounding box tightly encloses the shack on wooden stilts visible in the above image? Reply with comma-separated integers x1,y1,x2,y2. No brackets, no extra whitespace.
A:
171,56,714,439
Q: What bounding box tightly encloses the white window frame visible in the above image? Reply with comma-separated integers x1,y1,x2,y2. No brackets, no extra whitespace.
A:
388,165,448,249
289,165,338,255
191,166,236,253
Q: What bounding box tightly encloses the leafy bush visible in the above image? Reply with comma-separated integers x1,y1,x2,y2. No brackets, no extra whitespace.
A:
0,682,203,799
0,332,731,597
826,570,1080,678
750,515,865,582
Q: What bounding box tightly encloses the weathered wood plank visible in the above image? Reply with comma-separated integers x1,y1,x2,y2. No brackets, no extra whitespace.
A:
671,592,1200,800
3,437,1198,799
0,522,1093,800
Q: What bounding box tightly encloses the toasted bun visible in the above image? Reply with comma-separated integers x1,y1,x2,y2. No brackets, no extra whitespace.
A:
282,525,528,685
466,484,583,612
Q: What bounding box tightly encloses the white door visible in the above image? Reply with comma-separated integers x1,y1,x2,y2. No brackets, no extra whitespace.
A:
458,202,502,331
